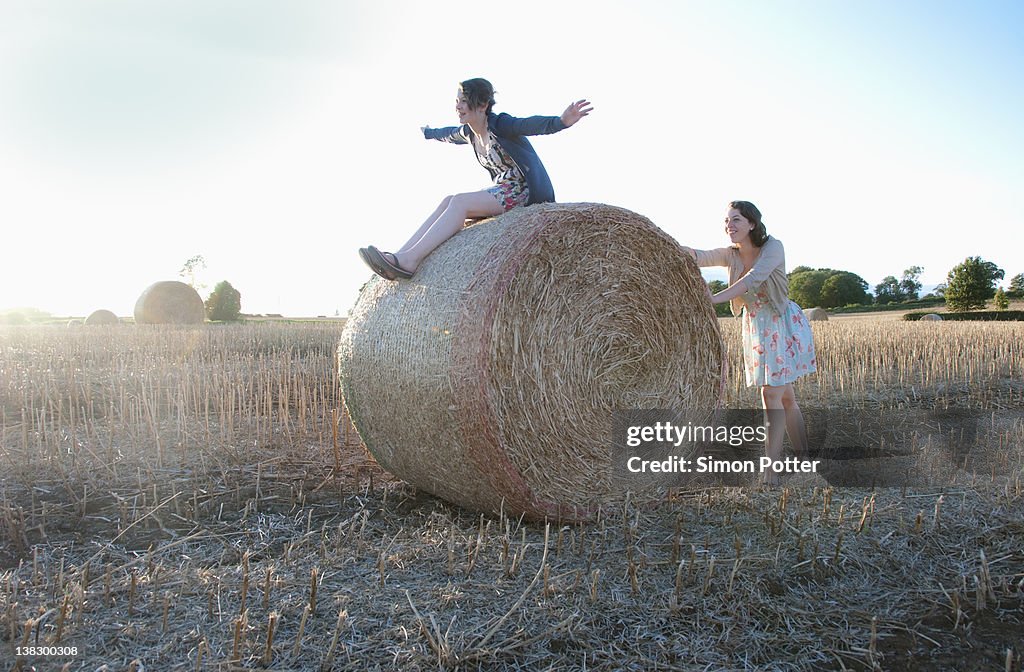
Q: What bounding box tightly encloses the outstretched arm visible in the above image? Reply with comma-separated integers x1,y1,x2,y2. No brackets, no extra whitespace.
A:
422,125,469,144
707,281,748,306
680,246,735,306
491,99,594,137
682,246,732,268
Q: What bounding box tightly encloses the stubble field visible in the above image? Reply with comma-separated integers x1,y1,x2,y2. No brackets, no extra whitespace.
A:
1,319,1022,671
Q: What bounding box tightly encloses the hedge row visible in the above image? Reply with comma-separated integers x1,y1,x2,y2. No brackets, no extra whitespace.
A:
903,311,1024,322
830,298,945,314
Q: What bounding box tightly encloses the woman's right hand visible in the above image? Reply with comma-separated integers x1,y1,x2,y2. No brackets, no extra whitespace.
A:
680,246,697,260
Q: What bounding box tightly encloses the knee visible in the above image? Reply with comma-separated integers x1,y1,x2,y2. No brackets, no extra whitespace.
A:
781,385,798,408
439,194,454,209
760,386,784,408
449,191,483,212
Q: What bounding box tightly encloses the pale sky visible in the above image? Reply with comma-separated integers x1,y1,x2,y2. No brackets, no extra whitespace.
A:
1,1,1021,317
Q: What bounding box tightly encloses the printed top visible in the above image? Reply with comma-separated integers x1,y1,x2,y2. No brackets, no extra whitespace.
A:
472,130,527,188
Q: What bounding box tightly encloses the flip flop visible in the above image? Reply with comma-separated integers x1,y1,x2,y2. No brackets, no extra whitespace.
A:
359,247,396,281
367,246,414,279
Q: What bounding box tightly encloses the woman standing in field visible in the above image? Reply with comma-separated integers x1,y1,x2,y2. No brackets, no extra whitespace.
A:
359,77,592,280
682,201,817,486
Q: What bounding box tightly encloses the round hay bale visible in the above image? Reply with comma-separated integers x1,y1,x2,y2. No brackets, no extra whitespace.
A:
338,203,726,521
804,307,829,321
67,319,83,328
919,313,943,321
134,281,205,325
85,309,119,326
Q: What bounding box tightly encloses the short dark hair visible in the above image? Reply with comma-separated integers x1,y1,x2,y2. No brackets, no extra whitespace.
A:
729,200,769,247
459,78,496,114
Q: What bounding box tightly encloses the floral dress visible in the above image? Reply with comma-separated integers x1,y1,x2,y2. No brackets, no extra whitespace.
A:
741,290,817,387
472,131,530,212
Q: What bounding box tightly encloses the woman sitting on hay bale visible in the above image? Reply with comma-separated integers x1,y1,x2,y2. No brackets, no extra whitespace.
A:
359,77,592,280
682,201,817,486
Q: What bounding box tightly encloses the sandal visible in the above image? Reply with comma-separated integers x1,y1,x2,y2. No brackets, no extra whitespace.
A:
359,247,396,280
367,246,414,279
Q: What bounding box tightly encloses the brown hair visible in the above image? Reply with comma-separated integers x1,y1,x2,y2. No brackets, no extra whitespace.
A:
729,200,769,247
459,78,496,115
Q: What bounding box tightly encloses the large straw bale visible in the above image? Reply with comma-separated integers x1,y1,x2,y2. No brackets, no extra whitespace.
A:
85,309,119,326
804,307,829,321
919,313,943,321
134,281,205,325
338,203,726,521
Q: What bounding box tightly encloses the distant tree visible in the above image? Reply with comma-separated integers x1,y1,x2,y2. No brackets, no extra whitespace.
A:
788,269,831,308
787,268,871,308
1009,273,1024,296
932,283,947,298
873,276,904,305
180,255,207,290
2,307,52,323
205,281,242,321
706,280,731,316
993,287,1009,311
944,257,1004,312
899,266,924,302
820,272,870,308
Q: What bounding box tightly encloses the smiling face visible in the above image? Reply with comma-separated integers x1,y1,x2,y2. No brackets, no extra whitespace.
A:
724,207,755,244
456,89,488,126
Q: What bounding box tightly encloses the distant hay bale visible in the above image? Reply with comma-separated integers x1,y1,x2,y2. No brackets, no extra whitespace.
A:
134,281,205,325
85,309,119,326
804,307,829,321
338,203,726,521
919,313,943,321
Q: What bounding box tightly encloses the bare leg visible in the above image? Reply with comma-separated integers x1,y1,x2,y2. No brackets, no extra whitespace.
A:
781,384,809,459
761,385,786,486
393,191,503,273
397,196,453,255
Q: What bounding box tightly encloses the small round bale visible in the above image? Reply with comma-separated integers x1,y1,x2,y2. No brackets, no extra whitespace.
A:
919,313,943,321
85,309,119,326
804,307,829,321
338,203,726,521
134,281,205,325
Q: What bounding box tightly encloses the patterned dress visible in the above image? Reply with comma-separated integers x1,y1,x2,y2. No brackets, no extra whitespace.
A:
472,131,530,212
740,290,817,387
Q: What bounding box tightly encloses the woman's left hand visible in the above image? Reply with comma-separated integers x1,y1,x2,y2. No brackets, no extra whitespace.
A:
561,99,593,127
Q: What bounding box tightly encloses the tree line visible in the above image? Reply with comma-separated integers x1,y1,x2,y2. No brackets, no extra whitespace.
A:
779,258,1020,313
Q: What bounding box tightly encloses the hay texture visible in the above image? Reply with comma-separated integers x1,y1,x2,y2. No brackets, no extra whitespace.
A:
919,313,943,321
804,307,829,321
85,309,119,326
134,281,205,325
338,203,726,521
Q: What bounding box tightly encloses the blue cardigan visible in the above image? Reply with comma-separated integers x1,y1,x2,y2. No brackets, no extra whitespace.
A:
422,112,567,205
